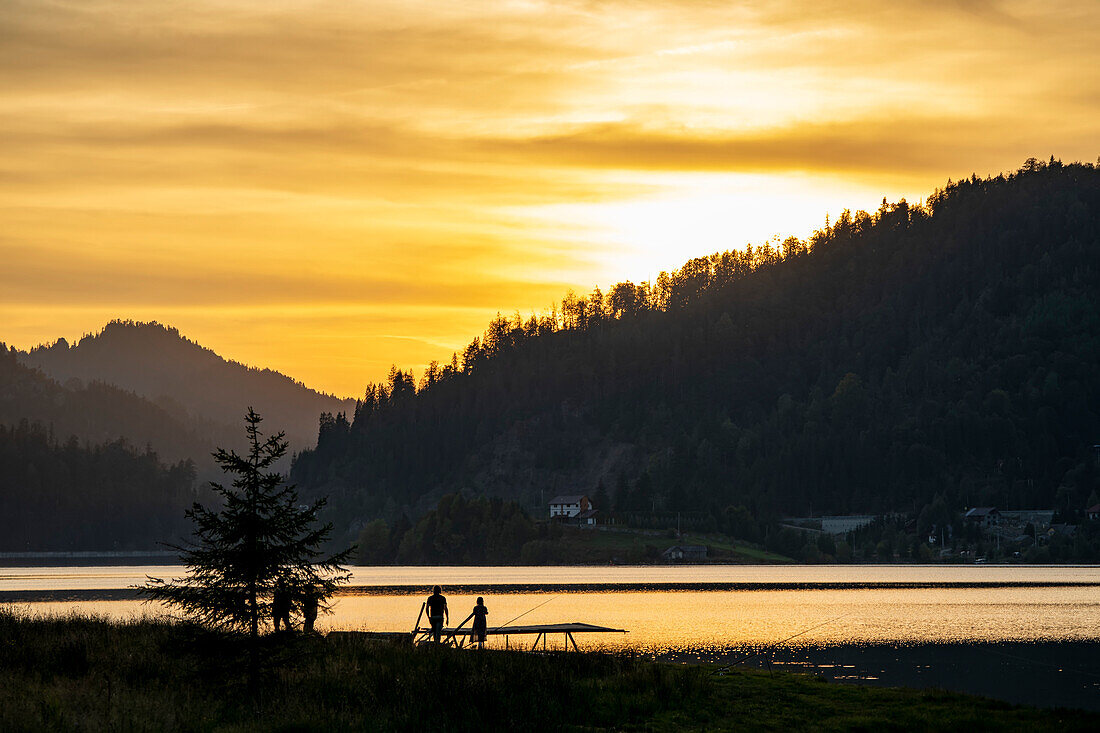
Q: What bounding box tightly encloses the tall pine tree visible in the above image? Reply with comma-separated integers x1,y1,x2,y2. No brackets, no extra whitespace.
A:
144,408,351,641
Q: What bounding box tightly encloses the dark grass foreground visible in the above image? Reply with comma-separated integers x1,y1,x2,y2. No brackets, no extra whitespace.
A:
1,610,1097,732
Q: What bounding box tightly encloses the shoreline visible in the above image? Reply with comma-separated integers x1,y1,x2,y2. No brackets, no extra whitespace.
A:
5,553,1100,569
5,579,1100,603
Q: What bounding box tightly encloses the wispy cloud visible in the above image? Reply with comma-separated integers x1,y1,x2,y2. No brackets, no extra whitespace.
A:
478,116,1089,176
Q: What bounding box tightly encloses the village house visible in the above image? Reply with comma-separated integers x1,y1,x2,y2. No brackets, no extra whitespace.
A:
1086,504,1100,521
548,495,590,520
964,507,1000,528
661,545,707,562
1048,523,1078,538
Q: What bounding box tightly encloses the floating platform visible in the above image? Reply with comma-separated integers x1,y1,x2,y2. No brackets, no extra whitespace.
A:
414,621,627,650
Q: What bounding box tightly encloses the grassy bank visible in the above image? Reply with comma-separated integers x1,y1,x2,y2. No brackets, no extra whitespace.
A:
523,525,793,564
1,609,1096,732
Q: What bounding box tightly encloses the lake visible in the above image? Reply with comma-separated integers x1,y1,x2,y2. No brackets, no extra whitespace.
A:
7,564,1100,709
5,564,1100,652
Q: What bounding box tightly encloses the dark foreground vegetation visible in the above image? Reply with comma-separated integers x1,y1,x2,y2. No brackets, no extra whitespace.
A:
2,610,1097,732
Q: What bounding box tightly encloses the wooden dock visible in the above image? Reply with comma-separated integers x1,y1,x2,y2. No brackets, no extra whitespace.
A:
413,621,627,650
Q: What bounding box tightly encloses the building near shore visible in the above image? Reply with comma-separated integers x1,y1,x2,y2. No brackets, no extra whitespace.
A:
964,507,1000,528
661,545,707,562
549,495,590,519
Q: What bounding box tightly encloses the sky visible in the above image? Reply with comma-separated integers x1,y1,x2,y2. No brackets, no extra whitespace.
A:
2,0,1098,398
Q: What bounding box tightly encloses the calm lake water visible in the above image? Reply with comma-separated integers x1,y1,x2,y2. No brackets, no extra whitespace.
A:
5,565,1100,654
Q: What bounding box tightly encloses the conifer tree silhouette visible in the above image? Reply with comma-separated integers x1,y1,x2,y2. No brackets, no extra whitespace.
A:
144,408,351,687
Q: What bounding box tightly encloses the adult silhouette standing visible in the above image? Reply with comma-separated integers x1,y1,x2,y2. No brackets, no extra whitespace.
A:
301,584,320,633
471,597,489,649
426,585,449,643
272,580,293,632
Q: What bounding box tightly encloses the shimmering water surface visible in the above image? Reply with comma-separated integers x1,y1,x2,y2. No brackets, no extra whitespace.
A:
5,565,1100,654
6,564,1100,590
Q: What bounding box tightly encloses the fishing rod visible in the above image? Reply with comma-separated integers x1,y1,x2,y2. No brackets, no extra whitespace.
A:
491,596,555,633
712,613,848,674
445,597,556,647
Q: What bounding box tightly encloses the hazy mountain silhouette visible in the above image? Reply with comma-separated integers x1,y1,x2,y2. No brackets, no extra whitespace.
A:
17,321,354,454
292,159,1100,546
1,346,215,466
1,338,343,550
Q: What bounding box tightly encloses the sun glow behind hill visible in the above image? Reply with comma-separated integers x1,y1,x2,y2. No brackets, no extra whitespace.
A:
1,0,1098,396
509,171,900,284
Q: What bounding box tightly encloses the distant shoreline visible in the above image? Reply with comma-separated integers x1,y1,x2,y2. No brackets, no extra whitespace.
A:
5,579,1100,604
0,551,178,557
5,552,1100,568
0,551,178,567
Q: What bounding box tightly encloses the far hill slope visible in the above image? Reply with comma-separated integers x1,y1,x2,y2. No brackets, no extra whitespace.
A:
0,345,215,466
19,321,355,451
292,161,1100,542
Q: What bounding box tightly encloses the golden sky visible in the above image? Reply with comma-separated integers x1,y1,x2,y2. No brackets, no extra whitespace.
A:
2,0,1098,397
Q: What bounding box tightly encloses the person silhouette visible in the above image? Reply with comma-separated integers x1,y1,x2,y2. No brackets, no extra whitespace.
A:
301,585,320,633
426,585,449,643
272,581,293,632
471,597,489,649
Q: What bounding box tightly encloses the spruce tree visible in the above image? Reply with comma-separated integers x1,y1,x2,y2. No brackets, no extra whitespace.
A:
144,408,351,642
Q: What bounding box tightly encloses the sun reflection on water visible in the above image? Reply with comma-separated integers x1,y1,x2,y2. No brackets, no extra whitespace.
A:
10,585,1100,655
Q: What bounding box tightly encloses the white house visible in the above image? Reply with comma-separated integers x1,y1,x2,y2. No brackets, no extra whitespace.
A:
549,495,590,519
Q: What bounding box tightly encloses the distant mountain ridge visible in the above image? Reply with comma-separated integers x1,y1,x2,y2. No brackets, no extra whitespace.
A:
18,320,355,453
1,323,355,551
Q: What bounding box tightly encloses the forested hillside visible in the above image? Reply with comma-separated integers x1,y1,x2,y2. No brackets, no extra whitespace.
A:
293,160,1100,543
0,420,198,550
19,321,354,451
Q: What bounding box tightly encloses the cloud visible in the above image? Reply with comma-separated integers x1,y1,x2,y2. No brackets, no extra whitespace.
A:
0,243,551,307
477,116,1092,177
1,0,1098,392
